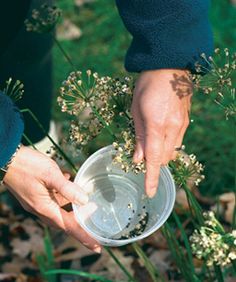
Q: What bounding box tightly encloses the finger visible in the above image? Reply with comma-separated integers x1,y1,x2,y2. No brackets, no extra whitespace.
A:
37,200,101,253
131,104,145,163
63,210,101,253
162,122,182,165
144,129,164,198
63,172,71,180
49,190,70,207
46,169,89,205
77,202,98,221
171,120,189,160
133,137,145,163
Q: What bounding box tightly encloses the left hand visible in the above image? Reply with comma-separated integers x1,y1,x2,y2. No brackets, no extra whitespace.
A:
4,146,101,253
131,69,192,197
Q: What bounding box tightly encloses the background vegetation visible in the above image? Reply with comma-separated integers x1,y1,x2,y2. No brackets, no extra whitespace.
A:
53,0,236,196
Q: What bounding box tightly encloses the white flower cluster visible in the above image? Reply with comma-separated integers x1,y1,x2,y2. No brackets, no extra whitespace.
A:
58,71,115,146
25,4,61,33
113,130,146,174
171,151,205,187
190,211,236,267
58,70,134,148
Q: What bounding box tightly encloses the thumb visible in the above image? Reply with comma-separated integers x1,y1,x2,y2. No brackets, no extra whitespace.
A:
45,168,89,205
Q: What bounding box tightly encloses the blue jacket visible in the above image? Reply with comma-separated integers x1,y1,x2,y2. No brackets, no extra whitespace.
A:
0,91,24,167
116,0,213,72
0,0,213,167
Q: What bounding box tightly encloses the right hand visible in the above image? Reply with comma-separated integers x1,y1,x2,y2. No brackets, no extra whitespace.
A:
131,69,192,197
3,145,101,253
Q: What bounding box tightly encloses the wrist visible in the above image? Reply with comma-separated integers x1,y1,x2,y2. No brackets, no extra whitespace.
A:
0,144,22,185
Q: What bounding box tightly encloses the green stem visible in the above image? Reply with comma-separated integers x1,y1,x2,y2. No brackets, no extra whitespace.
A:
172,211,195,274
132,243,164,282
182,183,204,226
105,247,136,282
214,264,224,282
44,269,113,282
23,133,37,150
233,190,236,229
163,223,200,282
232,260,236,276
20,108,77,173
53,36,77,71
43,228,55,268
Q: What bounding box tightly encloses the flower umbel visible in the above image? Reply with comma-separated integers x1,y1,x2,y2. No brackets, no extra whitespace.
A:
25,4,61,33
3,78,24,102
193,48,236,119
58,70,135,152
170,151,205,188
190,211,236,267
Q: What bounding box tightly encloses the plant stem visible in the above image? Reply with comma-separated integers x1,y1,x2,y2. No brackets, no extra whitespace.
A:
162,223,200,282
43,228,55,268
132,243,164,282
172,211,195,274
44,269,113,282
232,260,236,276
53,36,77,71
20,108,77,173
104,247,136,282
23,133,37,149
182,183,204,226
233,190,236,229
91,106,116,139
214,264,224,282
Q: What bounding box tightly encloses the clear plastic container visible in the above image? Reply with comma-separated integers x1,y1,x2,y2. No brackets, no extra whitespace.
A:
72,145,176,246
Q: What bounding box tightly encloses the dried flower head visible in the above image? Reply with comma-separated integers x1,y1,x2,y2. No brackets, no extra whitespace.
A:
58,70,135,149
3,78,24,102
113,129,146,174
193,48,236,119
25,4,61,33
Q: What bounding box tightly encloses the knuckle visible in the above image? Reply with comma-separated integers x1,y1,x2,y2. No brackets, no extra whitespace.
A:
169,117,183,128
43,163,59,185
64,226,73,236
146,118,166,130
146,155,162,166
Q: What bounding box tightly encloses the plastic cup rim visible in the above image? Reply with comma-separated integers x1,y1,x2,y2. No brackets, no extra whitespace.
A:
72,145,176,245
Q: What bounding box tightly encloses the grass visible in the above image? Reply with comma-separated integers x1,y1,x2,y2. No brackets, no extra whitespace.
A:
52,0,235,196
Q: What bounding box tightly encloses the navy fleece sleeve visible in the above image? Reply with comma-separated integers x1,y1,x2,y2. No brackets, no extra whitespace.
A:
116,0,213,73
0,91,24,167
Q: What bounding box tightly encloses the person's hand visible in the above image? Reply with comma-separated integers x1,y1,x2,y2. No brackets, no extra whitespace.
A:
131,69,192,198
4,145,101,253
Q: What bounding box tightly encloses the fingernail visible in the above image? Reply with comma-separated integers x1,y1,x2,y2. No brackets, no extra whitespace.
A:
94,246,102,254
147,187,157,198
133,151,142,162
75,192,89,205
133,151,138,160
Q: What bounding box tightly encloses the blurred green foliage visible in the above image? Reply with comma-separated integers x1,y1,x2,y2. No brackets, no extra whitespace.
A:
53,0,236,195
